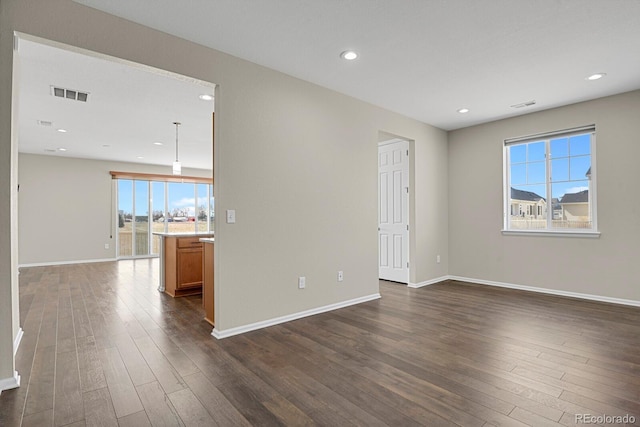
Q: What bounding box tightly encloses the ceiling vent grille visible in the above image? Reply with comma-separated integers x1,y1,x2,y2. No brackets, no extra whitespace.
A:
51,86,89,102
37,120,53,127
510,100,536,109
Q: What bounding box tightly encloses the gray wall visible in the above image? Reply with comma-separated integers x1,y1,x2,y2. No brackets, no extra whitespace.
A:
0,0,449,382
18,154,212,265
448,90,640,301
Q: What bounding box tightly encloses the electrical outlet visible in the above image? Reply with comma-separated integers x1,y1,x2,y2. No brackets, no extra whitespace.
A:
298,276,306,289
104,243,110,249
436,255,441,264
337,271,344,282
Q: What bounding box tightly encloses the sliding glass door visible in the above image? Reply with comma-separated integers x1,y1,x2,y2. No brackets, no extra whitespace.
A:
134,180,150,256
151,181,165,255
117,180,134,257
116,177,214,259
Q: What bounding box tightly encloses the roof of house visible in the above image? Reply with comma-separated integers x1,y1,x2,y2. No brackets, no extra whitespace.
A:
560,190,589,203
511,188,545,202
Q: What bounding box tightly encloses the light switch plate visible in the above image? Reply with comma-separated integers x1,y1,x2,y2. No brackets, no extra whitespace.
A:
226,209,236,224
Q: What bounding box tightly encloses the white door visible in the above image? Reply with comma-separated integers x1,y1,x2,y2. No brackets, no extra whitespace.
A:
378,139,409,283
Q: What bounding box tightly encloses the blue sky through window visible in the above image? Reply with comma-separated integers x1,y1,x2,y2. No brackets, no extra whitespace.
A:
118,180,213,216
509,133,591,200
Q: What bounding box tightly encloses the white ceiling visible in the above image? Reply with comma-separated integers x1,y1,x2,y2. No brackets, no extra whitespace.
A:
17,38,214,170
74,0,640,131
18,1,640,168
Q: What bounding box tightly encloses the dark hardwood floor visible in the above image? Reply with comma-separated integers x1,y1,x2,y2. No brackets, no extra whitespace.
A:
1,260,639,426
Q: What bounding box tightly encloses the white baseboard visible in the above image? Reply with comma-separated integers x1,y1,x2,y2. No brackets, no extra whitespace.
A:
19,258,116,268
212,293,382,339
0,371,20,395
14,328,23,356
408,276,449,288
448,275,640,307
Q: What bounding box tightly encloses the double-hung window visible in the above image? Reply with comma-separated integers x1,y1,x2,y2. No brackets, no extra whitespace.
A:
504,125,597,235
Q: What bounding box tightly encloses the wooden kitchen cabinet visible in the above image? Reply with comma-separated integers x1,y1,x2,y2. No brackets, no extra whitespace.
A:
201,240,214,325
162,234,213,297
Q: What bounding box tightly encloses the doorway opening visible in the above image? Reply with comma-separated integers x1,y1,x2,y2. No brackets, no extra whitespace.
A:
378,136,411,284
14,33,215,259
13,33,217,323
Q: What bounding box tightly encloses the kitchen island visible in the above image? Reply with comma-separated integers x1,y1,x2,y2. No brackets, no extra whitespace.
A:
153,232,214,297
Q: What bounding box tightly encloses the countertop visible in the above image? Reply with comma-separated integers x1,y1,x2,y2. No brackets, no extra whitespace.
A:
199,238,215,244
152,232,214,237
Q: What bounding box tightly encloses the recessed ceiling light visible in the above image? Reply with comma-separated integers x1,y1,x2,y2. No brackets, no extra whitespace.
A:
586,73,606,81
199,94,213,101
457,108,470,114
57,147,67,152
57,128,67,133
340,50,358,60
153,142,163,146
137,156,144,159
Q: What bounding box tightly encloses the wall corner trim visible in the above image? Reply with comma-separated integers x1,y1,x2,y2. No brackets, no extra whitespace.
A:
13,328,23,356
448,275,640,307
211,293,382,339
408,276,449,288
0,371,21,395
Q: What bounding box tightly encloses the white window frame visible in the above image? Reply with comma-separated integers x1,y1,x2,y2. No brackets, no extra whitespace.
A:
502,125,599,237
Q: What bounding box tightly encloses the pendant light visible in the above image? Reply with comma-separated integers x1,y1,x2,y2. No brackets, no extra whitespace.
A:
172,121,182,175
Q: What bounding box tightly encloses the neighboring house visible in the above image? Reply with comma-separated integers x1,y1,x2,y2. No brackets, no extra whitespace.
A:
560,190,589,221
551,198,562,219
559,166,592,223
510,188,547,219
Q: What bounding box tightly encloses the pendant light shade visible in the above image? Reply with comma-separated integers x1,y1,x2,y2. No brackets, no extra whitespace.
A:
172,160,181,175
173,121,182,175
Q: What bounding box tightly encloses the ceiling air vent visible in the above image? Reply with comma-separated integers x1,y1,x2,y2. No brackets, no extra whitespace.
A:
510,100,536,109
51,86,89,102
37,120,53,127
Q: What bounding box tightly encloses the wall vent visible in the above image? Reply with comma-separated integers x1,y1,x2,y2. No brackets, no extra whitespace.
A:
510,100,536,109
51,86,89,102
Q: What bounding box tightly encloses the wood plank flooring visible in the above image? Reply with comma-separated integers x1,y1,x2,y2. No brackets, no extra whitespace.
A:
1,259,639,426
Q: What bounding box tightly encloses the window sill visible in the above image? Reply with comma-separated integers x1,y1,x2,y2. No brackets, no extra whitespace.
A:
501,230,600,238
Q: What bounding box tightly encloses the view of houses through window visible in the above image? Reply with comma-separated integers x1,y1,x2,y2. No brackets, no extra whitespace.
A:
505,127,595,232
117,178,214,257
